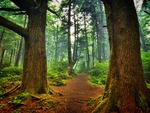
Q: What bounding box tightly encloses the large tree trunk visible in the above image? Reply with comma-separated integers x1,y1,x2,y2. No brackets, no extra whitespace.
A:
20,0,48,94
93,0,150,112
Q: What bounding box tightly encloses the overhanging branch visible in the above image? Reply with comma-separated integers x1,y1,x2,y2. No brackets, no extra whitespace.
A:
10,0,35,11
47,7,58,16
0,8,23,12
0,15,28,38
144,10,150,15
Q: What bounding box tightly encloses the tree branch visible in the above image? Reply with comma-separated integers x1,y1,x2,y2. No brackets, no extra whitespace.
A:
47,7,58,16
10,0,36,11
0,16,28,38
0,8,23,12
144,10,150,15
13,12,26,15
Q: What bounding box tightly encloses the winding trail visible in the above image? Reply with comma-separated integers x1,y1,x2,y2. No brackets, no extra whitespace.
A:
51,73,104,113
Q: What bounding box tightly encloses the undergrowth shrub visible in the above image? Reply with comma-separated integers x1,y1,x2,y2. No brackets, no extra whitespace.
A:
88,52,150,87
141,51,150,83
47,61,69,86
88,61,109,86
8,93,30,107
0,67,23,77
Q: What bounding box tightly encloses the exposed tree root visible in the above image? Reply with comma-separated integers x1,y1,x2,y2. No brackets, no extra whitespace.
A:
0,84,21,97
30,94,59,108
49,87,63,96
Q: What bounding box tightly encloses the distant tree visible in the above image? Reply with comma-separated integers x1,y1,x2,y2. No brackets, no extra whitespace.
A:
15,15,27,67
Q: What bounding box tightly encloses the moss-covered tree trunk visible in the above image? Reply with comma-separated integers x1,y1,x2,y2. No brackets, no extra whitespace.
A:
20,0,48,94
93,0,150,112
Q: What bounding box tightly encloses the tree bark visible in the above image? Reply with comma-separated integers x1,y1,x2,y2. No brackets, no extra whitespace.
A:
0,49,5,67
93,0,150,112
55,25,58,60
0,16,28,38
96,20,102,63
92,29,95,67
84,13,90,69
15,15,27,67
0,29,5,66
15,37,23,66
139,23,147,52
67,0,73,75
99,1,106,61
20,0,48,94
9,49,14,65
73,6,78,65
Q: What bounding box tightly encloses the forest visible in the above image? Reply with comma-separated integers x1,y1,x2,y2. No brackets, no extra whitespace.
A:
0,0,150,113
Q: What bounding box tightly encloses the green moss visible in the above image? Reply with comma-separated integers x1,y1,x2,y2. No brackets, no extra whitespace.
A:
92,98,108,113
138,93,149,109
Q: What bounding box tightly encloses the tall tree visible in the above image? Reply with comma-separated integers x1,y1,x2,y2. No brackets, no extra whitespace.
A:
67,0,73,75
0,0,49,94
15,15,27,67
83,13,90,69
93,0,150,112
0,28,5,67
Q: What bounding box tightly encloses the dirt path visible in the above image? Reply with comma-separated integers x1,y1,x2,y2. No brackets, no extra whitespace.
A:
51,73,104,113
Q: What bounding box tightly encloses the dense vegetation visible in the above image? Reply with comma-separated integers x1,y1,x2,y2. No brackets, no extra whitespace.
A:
88,51,150,88
0,0,150,112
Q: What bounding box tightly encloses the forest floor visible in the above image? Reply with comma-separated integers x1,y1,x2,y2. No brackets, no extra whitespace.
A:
0,73,104,113
51,73,104,113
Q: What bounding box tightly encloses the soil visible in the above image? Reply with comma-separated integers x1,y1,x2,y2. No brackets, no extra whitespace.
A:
0,73,104,113
51,73,104,113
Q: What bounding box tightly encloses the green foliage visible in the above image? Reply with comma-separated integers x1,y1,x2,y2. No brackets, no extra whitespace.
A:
0,104,6,108
50,77,66,86
48,61,68,86
141,51,150,83
13,108,21,113
0,76,20,85
146,83,150,89
8,93,30,107
88,61,109,86
77,61,86,73
0,88,5,95
48,61,68,77
0,66,23,77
